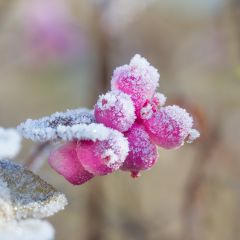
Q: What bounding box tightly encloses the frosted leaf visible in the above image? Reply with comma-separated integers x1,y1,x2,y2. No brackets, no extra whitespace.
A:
0,160,67,221
0,219,54,240
18,108,95,142
56,123,120,142
0,128,22,160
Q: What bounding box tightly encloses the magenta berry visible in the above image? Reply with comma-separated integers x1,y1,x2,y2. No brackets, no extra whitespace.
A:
94,90,136,132
76,131,129,176
48,142,94,185
143,105,194,149
140,93,166,120
121,123,158,176
111,54,160,117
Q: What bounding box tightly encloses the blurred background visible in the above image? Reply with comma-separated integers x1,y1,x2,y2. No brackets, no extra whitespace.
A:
0,0,240,239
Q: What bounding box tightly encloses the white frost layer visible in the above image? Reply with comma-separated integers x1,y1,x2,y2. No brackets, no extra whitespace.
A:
0,128,21,160
0,160,68,221
18,108,96,142
0,219,54,240
57,123,114,142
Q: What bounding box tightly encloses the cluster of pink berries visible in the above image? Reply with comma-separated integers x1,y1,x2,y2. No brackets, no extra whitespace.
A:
48,54,199,184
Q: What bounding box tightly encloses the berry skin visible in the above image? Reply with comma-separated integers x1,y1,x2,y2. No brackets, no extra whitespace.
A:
94,90,136,132
48,142,94,185
143,105,193,149
76,131,129,176
121,123,158,177
111,54,160,117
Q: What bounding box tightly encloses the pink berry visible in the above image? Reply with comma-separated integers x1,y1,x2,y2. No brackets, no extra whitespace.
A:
143,105,193,149
48,142,94,185
94,90,136,132
76,131,129,176
111,54,160,117
121,123,158,177
140,93,166,120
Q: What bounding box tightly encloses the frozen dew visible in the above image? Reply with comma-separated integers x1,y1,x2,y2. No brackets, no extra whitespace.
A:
0,160,67,221
0,128,22,160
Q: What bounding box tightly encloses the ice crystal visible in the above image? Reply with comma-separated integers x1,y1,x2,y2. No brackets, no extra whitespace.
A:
0,128,21,160
0,160,67,221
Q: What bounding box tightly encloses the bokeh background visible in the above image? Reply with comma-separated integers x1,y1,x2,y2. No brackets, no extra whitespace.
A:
0,0,240,239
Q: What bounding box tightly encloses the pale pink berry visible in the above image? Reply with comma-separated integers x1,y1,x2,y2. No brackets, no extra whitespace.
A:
48,142,94,185
121,123,158,177
111,54,160,117
94,90,136,132
143,105,194,149
76,131,129,176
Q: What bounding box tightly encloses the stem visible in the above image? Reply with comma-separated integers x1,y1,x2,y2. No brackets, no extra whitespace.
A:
85,5,110,240
24,141,51,172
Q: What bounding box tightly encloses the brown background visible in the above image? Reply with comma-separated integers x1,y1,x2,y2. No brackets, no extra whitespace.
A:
0,0,240,239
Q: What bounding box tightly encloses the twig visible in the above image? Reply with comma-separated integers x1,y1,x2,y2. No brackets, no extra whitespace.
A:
24,141,51,172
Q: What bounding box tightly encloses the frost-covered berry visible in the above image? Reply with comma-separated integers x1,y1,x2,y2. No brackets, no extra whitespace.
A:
94,90,136,132
121,123,158,177
76,131,129,176
143,105,194,149
152,92,166,108
140,93,167,120
111,54,160,117
48,142,94,185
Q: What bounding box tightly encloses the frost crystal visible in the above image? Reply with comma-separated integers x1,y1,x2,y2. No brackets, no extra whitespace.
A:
18,108,95,142
0,219,54,240
0,160,67,221
0,128,21,160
